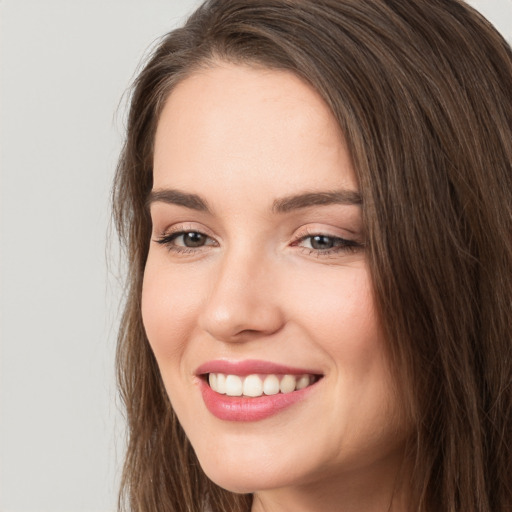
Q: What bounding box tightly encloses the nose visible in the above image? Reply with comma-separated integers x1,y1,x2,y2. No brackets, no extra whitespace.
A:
198,249,285,343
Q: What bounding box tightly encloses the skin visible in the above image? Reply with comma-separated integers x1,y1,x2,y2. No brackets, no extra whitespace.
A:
142,63,410,512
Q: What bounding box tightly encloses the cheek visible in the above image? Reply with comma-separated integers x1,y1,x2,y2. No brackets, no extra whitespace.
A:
141,256,201,361
285,263,395,414
288,263,381,357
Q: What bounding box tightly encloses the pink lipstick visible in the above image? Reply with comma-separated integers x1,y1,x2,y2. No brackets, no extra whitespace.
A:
196,359,322,422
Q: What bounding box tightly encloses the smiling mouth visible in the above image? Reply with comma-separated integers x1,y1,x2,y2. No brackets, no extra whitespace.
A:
205,373,321,398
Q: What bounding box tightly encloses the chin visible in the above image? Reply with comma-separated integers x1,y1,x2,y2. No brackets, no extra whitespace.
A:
200,461,289,494
194,436,330,496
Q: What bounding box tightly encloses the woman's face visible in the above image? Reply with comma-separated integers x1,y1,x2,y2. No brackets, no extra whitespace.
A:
143,63,408,506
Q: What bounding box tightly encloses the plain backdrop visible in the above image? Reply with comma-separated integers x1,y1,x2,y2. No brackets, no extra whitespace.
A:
0,1,510,511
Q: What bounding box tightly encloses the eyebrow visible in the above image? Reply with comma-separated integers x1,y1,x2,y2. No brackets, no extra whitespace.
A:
147,188,362,213
147,189,211,212
272,190,362,213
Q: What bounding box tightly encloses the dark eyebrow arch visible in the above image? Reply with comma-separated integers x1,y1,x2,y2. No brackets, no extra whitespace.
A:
272,190,362,213
147,188,361,215
147,189,211,213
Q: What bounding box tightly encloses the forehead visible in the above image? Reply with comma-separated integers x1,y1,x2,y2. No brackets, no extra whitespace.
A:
153,63,357,201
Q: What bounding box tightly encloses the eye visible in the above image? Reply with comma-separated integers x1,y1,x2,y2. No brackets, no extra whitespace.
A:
174,231,208,248
154,229,217,253
307,235,338,250
293,231,363,256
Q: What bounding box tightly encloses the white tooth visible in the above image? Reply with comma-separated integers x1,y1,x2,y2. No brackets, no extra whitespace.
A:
209,373,218,392
216,373,226,394
280,374,297,394
263,375,280,395
296,375,310,390
243,374,263,397
225,375,243,396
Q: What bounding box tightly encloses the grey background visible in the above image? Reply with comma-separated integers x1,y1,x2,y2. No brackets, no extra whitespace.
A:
0,1,510,511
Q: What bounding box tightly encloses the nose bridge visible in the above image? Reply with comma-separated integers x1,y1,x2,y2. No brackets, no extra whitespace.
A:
199,244,283,342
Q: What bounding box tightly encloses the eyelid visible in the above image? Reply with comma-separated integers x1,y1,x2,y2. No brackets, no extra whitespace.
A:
154,222,216,239
291,224,359,243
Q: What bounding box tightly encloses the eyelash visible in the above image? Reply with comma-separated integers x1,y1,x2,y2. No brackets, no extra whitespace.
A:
154,228,218,254
291,228,363,257
154,227,363,257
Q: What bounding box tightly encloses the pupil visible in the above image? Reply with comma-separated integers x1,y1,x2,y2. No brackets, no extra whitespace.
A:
184,232,206,247
311,235,334,250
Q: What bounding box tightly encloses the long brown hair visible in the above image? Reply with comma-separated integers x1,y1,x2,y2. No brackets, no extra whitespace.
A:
113,1,512,510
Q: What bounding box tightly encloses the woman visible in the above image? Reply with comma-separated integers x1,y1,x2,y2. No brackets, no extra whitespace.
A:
113,1,512,511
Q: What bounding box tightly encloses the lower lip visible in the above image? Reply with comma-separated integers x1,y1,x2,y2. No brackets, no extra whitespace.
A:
199,378,318,421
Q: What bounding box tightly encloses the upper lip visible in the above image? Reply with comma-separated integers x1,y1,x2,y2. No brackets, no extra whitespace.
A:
195,359,323,377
